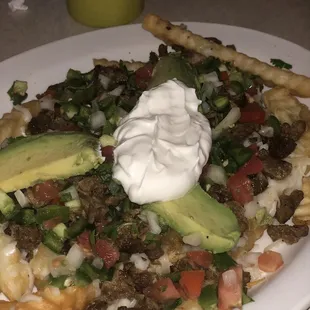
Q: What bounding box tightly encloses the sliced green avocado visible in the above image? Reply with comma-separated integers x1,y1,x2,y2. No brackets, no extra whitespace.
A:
0,132,103,193
147,55,198,89
146,185,240,253
198,285,218,310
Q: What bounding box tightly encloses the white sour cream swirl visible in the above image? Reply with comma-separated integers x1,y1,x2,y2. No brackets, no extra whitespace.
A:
113,79,212,204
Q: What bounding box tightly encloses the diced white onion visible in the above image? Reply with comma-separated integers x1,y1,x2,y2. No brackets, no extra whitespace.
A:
20,294,42,303
14,189,29,208
50,259,71,278
60,186,79,201
212,107,241,140
109,85,125,97
39,96,56,111
92,279,101,298
219,64,228,72
145,211,161,235
182,232,202,247
90,111,106,130
200,71,219,83
99,74,111,90
130,253,150,271
206,164,227,185
14,105,32,122
264,240,284,252
237,252,261,268
66,244,85,269
244,201,260,219
259,126,274,137
157,254,172,275
182,244,202,253
107,298,137,310
222,269,237,287
92,257,104,269
213,81,224,87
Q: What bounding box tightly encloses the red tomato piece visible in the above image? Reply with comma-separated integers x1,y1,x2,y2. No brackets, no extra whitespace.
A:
258,251,284,272
227,173,253,205
148,278,181,302
95,239,120,269
219,71,229,81
101,145,115,162
187,251,213,269
33,180,60,204
218,266,243,310
77,230,92,251
179,270,205,299
43,217,62,230
239,102,266,124
135,63,153,89
237,155,263,176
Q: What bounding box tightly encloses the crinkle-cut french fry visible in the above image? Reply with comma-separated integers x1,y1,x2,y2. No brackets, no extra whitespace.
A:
143,14,310,98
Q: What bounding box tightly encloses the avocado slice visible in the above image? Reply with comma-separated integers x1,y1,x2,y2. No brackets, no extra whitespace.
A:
147,55,198,89
198,284,218,310
146,185,240,253
0,132,103,192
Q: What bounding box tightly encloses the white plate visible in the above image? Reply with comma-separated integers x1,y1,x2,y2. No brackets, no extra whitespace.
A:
0,22,310,310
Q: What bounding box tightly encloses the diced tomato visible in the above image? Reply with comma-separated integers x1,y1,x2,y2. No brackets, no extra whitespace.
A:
32,180,60,204
218,266,243,310
179,270,205,299
174,283,188,300
95,239,120,269
187,251,213,269
135,63,153,89
219,71,229,81
258,251,284,272
77,230,92,251
237,155,263,176
227,173,253,205
43,217,62,230
239,102,266,124
101,145,115,162
148,278,181,302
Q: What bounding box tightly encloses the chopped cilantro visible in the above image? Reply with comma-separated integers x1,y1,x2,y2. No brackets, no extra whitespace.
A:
213,252,237,271
270,58,292,70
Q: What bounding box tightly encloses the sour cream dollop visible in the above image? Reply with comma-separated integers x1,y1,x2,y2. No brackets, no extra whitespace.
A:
113,79,212,204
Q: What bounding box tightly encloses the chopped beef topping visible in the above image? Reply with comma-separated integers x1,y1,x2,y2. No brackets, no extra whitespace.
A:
262,156,292,180
226,123,260,143
5,224,42,259
249,172,268,196
267,224,309,244
158,44,168,57
145,243,164,261
226,201,248,234
27,110,55,135
268,136,296,159
85,300,108,310
207,184,233,203
275,190,304,223
281,120,306,141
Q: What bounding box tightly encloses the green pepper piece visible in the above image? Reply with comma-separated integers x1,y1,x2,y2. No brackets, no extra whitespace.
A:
198,285,218,310
43,230,64,254
228,146,253,167
36,205,70,224
213,96,229,111
75,270,92,287
266,115,281,135
13,208,36,226
67,217,88,239
213,252,236,271
229,81,244,95
48,275,69,290
79,261,99,281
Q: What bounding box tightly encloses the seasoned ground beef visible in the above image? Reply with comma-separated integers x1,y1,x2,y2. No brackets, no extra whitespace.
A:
145,243,164,261
262,157,292,180
281,120,306,141
267,224,309,244
268,136,296,159
226,201,248,234
275,190,304,224
226,123,260,143
249,173,268,196
207,184,233,203
5,224,42,259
